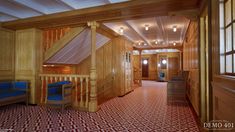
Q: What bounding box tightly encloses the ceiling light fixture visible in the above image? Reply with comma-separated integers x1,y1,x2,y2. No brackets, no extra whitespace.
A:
173,42,176,46
119,27,124,35
145,24,149,31
173,26,177,32
144,43,147,46
155,40,158,44
138,42,141,45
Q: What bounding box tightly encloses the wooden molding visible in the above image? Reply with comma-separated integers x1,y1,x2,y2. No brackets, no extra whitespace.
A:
134,46,183,51
44,27,85,61
1,0,199,30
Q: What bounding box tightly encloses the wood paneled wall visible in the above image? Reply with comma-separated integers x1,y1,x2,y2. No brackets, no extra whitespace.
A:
0,28,15,80
43,27,70,52
15,28,42,104
210,0,235,123
183,21,200,115
133,52,180,81
42,65,76,74
76,36,133,103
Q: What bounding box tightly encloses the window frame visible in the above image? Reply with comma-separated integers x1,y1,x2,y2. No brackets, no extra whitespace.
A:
220,0,235,75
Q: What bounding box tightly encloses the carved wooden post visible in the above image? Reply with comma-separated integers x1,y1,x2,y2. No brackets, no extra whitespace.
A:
87,21,99,112
139,50,142,86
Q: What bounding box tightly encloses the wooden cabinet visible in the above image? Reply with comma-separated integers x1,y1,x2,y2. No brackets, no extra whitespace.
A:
15,28,42,104
113,37,133,96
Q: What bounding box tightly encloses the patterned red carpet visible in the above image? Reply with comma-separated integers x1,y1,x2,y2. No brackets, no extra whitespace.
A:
0,81,200,132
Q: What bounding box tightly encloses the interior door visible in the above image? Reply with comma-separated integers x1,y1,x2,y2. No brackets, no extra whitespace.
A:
142,58,149,77
168,57,179,80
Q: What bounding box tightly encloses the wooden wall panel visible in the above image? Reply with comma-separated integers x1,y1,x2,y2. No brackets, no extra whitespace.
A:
212,76,235,123
15,28,42,104
76,41,115,104
76,36,133,102
0,28,15,80
183,21,200,115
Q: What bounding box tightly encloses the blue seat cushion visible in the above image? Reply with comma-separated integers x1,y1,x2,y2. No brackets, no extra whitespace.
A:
13,82,28,90
0,90,26,99
48,87,61,95
48,81,71,87
0,82,12,91
47,95,63,101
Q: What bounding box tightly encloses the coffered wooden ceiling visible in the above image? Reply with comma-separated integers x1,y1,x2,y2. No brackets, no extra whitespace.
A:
0,0,128,22
104,16,190,48
1,0,200,30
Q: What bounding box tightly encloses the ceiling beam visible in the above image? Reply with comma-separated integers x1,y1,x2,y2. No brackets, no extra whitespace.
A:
2,0,199,30
125,21,153,47
0,11,21,19
11,0,45,15
0,12,19,19
134,46,183,51
97,23,119,39
55,0,76,10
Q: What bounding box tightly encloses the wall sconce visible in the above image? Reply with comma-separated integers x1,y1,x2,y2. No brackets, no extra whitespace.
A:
157,63,161,67
162,59,167,64
143,60,148,65
173,42,176,46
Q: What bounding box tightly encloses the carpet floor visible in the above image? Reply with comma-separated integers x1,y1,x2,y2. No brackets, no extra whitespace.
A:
0,81,200,132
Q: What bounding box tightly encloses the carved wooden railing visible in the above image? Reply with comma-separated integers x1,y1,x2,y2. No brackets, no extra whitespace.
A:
43,27,71,52
39,74,90,110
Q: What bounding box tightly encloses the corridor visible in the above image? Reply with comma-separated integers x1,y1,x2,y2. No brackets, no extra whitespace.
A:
0,81,200,131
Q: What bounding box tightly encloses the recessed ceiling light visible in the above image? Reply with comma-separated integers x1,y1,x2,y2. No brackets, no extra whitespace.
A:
155,40,158,44
173,26,177,32
119,27,124,35
145,24,149,31
144,43,147,46
138,42,141,45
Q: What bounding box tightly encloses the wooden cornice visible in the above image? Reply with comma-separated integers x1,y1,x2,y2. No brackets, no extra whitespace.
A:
134,46,183,51
1,0,199,30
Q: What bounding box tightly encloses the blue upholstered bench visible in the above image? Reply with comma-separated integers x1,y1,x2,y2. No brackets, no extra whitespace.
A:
46,81,73,110
0,81,29,106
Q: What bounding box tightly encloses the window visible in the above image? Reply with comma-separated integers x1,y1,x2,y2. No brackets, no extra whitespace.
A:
220,0,235,75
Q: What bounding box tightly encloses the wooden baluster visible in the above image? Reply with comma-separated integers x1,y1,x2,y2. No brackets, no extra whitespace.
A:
73,77,78,107
49,30,53,48
40,76,44,104
85,77,89,108
45,77,48,104
79,78,84,107
59,76,62,81
55,29,58,42
46,30,49,50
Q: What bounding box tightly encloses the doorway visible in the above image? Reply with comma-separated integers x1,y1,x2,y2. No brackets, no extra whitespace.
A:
142,58,149,77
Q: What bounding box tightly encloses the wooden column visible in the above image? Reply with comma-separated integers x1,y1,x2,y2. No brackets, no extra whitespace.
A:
139,50,142,86
87,21,99,112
